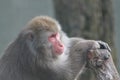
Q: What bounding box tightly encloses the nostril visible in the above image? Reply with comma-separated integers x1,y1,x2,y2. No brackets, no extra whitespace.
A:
59,44,64,47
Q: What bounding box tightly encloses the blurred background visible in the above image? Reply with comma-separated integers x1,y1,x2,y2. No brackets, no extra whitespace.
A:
0,0,120,80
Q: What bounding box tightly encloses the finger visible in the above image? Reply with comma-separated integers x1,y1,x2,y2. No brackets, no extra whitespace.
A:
97,41,111,52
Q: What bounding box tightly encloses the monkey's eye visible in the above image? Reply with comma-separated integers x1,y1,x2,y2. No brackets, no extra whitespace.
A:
48,33,57,42
50,34,57,38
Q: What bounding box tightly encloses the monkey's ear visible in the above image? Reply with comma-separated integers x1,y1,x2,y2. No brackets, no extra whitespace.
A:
24,30,35,42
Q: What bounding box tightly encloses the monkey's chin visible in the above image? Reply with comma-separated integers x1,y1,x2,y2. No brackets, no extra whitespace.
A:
53,49,64,55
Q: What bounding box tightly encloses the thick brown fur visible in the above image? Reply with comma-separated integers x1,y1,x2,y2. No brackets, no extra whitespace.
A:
27,16,61,32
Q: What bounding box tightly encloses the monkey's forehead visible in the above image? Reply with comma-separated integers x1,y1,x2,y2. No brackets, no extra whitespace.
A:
27,16,61,32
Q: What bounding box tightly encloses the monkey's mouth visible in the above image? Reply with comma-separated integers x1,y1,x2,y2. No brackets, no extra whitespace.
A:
53,45,64,55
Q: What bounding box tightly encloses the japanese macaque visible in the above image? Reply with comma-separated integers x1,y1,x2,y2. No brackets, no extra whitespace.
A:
0,16,110,80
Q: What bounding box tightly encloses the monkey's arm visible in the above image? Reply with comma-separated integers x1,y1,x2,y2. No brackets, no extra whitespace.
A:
70,40,101,79
69,39,117,80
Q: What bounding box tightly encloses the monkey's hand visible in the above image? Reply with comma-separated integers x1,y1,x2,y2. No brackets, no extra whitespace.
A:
86,43,120,80
72,40,112,80
86,40,111,68
87,49,110,68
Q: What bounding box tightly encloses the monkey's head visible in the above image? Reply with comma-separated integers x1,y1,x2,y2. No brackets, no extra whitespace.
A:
20,16,65,60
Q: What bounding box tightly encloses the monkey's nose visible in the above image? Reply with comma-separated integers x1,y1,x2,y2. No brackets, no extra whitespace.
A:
57,41,64,48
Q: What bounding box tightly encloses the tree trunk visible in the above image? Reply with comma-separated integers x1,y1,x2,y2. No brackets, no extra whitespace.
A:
53,0,116,80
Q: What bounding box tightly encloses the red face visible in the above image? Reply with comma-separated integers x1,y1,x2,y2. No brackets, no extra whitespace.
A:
48,33,64,55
